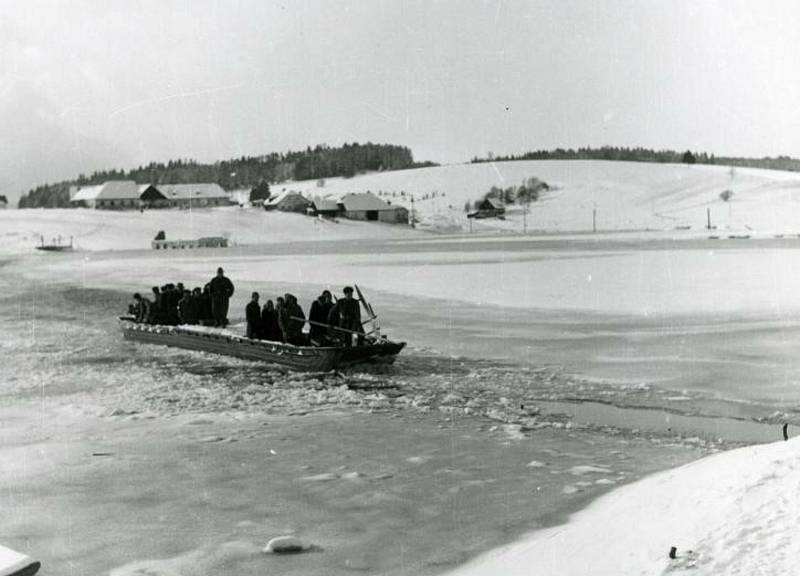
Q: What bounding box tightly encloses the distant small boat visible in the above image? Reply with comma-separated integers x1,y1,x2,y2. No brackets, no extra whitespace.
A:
118,320,405,371
35,235,73,252
0,544,40,576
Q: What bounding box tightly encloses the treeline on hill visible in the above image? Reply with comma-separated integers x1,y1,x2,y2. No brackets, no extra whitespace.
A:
470,146,800,172
18,142,437,208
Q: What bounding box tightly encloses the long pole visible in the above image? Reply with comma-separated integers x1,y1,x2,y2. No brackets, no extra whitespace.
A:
290,316,374,337
593,206,597,233
707,208,711,230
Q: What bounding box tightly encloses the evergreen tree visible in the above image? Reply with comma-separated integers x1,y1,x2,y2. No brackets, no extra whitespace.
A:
249,181,271,203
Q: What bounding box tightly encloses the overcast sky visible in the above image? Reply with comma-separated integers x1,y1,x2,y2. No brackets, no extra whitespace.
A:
2,0,800,202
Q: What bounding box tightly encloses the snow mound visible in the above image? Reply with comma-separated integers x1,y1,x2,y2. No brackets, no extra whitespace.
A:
449,436,800,576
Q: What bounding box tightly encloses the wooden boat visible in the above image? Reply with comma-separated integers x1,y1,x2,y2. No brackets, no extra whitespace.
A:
119,319,405,372
35,235,73,252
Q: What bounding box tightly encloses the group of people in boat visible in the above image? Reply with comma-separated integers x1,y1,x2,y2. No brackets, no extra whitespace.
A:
130,267,235,328
129,267,366,347
244,286,364,347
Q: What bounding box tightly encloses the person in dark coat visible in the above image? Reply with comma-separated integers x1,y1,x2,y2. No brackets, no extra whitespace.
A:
178,290,195,325
279,293,306,345
308,290,334,345
328,286,363,346
149,286,162,324
198,285,213,325
132,293,150,323
209,267,235,327
261,300,281,341
245,292,262,339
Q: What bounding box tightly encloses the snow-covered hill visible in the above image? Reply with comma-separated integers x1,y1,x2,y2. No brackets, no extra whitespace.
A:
279,160,800,235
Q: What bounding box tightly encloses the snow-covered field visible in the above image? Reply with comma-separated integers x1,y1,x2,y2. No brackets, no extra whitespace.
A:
278,160,800,235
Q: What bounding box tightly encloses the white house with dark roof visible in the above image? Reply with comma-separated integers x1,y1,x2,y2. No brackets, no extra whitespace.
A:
69,181,141,209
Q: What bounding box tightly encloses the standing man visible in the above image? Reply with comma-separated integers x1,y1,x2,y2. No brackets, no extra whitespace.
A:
328,286,363,346
209,267,235,327
245,292,261,338
308,290,334,345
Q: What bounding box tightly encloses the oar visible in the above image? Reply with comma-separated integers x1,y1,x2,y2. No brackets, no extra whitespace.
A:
290,316,376,337
354,284,377,321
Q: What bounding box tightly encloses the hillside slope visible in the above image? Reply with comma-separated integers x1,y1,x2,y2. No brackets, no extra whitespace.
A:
280,160,800,235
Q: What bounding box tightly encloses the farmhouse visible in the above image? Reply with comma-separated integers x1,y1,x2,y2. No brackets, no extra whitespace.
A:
156,183,230,208
70,181,141,209
310,197,341,217
263,191,312,213
468,197,505,219
338,192,408,223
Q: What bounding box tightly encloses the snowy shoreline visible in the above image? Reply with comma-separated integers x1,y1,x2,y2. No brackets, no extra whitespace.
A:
448,436,798,576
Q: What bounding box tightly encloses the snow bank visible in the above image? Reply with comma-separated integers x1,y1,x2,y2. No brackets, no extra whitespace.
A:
449,436,800,576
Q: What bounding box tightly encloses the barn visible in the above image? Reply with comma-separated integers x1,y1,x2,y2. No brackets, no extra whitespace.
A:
139,184,170,208
263,191,312,213
156,183,230,208
467,197,505,219
70,181,141,209
338,192,408,224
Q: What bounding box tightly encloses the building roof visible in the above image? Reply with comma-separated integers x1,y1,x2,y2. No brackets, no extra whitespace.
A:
339,192,394,211
481,197,505,210
71,181,140,202
265,190,310,207
312,197,340,212
156,183,228,200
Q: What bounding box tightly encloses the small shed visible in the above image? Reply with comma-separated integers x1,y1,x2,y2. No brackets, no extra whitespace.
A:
468,197,505,219
263,191,312,213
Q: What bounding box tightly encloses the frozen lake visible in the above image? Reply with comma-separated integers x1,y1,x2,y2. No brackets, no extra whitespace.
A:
2,232,798,574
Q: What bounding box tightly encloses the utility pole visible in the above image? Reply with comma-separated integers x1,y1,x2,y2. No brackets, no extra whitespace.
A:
523,203,528,234
707,208,711,230
592,204,597,233
410,194,415,228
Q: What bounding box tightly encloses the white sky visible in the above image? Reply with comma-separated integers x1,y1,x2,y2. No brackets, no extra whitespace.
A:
2,0,800,202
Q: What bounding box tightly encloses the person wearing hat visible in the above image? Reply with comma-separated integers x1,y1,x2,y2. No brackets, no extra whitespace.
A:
328,286,363,346
209,267,235,327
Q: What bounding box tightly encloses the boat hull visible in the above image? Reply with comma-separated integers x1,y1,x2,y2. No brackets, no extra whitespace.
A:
119,321,404,371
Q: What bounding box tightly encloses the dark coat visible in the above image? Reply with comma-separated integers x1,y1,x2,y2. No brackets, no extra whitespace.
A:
261,308,281,341
245,301,261,338
309,299,334,341
209,275,235,300
279,298,306,344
